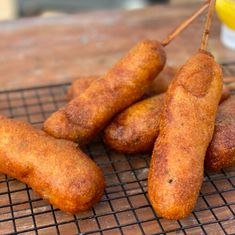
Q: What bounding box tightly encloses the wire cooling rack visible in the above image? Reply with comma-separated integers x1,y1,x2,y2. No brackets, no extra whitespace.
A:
0,63,234,235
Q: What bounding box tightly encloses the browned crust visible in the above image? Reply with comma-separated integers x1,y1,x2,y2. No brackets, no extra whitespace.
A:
66,66,178,102
205,95,235,171
0,115,105,214
148,50,222,220
67,76,98,101
103,94,164,154
103,85,229,155
44,40,166,145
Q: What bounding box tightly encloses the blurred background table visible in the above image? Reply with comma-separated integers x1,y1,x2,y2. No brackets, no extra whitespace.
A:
0,2,234,89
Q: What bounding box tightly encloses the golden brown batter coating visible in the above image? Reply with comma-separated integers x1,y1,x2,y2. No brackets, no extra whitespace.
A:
103,85,229,154
44,40,166,145
103,94,164,154
148,50,222,220
66,68,230,104
205,95,235,171
0,115,105,214
67,76,98,101
66,66,178,101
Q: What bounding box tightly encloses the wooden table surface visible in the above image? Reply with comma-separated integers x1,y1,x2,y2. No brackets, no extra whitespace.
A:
0,2,234,90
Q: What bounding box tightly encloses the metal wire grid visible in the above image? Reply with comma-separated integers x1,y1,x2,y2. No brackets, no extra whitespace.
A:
0,63,234,235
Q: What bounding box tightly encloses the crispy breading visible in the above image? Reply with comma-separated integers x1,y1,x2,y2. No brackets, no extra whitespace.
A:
103,94,164,154
67,76,98,101
43,40,166,145
66,66,178,101
104,85,229,154
148,50,222,220
205,95,235,171
0,115,105,214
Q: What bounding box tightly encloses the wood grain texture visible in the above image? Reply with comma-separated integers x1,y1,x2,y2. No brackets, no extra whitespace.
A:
0,3,234,90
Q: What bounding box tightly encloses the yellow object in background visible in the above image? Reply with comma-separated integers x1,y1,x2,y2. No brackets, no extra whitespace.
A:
0,0,18,20
216,0,235,49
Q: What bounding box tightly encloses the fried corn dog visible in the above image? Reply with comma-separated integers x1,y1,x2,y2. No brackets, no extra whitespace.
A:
0,115,104,214
44,40,166,145
103,94,164,154
67,66,178,101
149,0,222,220
205,95,235,171
148,50,222,220
104,84,229,154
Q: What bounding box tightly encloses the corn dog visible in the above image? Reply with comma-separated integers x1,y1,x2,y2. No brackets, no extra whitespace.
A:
205,95,235,171
0,115,104,214
66,66,178,101
148,49,222,220
44,40,166,145
149,1,222,219
103,94,164,154
104,84,229,154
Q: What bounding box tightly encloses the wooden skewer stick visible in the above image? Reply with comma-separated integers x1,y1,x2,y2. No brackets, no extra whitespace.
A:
161,0,209,47
200,0,216,50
